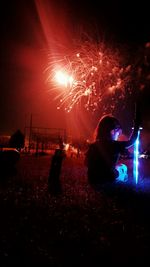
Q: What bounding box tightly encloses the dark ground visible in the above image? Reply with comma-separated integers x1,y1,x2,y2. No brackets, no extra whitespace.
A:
0,154,150,266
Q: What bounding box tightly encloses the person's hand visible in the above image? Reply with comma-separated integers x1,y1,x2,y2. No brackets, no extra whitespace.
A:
134,101,141,127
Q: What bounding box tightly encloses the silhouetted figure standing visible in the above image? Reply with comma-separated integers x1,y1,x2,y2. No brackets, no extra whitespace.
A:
48,149,65,195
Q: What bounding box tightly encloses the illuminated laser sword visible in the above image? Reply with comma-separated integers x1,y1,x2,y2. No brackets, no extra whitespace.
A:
133,127,143,184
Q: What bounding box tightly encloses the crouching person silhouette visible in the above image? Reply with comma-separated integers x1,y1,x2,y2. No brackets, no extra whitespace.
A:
85,106,140,189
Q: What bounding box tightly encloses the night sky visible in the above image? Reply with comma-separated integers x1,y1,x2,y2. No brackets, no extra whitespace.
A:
0,0,150,138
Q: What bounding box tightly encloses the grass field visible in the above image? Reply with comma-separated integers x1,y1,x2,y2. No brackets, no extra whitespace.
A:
0,154,150,266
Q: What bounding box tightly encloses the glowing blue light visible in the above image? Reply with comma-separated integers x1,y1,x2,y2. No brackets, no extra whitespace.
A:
133,127,142,184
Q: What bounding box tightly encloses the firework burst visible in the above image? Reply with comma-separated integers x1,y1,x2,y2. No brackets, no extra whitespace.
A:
46,38,132,112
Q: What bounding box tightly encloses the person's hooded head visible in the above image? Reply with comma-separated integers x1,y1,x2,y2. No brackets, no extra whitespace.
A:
95,115,122,141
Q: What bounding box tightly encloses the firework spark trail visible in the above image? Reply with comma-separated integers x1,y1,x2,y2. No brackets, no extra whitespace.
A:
46,39,132,112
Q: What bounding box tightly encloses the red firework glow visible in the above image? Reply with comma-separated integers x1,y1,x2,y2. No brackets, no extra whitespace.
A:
46,39,132,112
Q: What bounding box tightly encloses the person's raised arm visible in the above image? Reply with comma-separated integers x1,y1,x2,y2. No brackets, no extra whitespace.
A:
125,101,141,148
